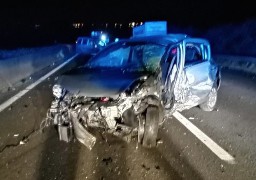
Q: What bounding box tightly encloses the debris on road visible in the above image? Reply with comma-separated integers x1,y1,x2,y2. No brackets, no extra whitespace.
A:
102,157,113,166
220,164,225,173
155,165,160,170
19,140,26,145
142,164,150,171
19,137,29,145
156,139,163,145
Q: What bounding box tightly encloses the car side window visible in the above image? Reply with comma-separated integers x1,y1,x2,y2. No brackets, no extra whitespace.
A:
185,44,203,66
81,38,84,45
88,39,94,47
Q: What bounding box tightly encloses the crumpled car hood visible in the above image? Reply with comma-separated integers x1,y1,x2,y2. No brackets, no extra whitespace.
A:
58,67,150,98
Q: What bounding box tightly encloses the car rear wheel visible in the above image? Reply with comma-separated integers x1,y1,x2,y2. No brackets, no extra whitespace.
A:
199,86,217,111
142,106,160,148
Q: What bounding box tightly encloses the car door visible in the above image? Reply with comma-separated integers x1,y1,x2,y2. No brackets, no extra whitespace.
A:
161,43,185,108
183,39,213,104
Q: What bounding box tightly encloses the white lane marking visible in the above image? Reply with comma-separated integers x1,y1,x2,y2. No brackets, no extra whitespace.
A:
0,54,79,113
173,111,236,164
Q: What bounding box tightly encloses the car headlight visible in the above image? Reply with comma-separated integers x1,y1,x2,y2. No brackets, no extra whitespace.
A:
52,84,65,99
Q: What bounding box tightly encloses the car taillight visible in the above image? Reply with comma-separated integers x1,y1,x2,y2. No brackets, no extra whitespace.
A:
100,97,109,102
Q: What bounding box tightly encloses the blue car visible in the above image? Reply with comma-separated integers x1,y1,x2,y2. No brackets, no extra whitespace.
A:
48,34,221,150
75,37,102,55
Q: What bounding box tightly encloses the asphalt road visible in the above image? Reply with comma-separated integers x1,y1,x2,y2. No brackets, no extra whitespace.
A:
0,54,256,180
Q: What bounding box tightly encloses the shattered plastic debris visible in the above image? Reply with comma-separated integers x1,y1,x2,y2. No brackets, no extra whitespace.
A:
189,117,195,120
19,137,29,145
220,164,225,173
19,140,26,145
156,139,163,144
46,73,164,149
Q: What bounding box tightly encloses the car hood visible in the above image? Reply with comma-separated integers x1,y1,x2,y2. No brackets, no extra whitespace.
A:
57,67,151,98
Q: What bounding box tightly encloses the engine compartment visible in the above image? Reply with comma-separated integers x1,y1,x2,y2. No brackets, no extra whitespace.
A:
46,72,165,150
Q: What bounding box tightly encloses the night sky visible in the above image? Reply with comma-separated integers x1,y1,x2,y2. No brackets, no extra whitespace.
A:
0,0,256,48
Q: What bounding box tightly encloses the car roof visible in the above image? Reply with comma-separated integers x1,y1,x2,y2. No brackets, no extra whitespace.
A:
125,33,189,46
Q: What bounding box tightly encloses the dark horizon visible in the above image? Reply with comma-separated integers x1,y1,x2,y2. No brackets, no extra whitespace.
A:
1,18,256,50
1,0,256,26
1,0,256,49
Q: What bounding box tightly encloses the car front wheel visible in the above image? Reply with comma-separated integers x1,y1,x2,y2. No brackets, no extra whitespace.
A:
199,86,218,111
142,105,160,148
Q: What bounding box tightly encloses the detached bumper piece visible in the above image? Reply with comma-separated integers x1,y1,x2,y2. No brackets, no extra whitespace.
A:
70,111,96,150
49,99,97,150
52,111,97,150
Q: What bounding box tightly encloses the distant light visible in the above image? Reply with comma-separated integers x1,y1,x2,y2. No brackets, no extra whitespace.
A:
34,24,40,29
115,38,119,42
72,22,84,29
98,41,105,46
101,34,107,42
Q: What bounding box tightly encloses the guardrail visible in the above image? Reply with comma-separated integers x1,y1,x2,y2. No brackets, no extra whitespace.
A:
0,44,75,93
213,55,256,74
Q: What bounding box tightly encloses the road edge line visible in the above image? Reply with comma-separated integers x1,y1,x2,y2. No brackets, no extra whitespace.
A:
173,111,236,164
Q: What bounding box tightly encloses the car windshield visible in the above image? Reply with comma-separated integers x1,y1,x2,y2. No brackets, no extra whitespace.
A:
85,42,166,72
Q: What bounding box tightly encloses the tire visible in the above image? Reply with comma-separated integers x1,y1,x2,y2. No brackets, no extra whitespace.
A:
199,86,217,111
142,106,160,148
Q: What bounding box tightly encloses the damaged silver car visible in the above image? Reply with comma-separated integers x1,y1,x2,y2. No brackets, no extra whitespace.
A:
46,34,221,150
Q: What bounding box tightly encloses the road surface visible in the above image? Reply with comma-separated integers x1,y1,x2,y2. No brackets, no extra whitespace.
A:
0,54,255,180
